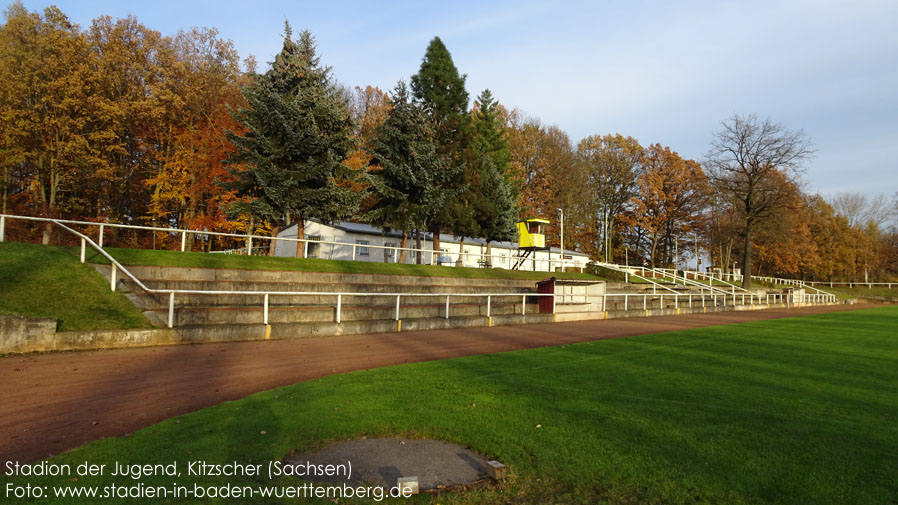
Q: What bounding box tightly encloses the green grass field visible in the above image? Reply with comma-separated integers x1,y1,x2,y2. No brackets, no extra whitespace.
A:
0,242,149,331
6,307,896,504
77,246,606,282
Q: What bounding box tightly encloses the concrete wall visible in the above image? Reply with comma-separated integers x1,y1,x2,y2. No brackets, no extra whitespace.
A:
0,315,57,353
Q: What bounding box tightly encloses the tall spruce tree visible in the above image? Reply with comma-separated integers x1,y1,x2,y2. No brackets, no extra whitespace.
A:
225,24,359,256
470,89,518,263
366,81,448,264
410,36,469,254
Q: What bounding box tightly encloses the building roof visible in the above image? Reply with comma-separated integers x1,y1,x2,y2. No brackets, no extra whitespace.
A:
280,220,590,258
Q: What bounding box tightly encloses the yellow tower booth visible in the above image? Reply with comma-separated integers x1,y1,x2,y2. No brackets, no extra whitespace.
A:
516,218,549,249
513,218,550,269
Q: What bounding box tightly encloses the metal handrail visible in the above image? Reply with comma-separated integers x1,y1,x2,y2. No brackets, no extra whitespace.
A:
682,269,751,294
5,218,834,332
594,261,680,294
804,281,896,288
641,267,735,297
0,213,580,271
593,261,836,303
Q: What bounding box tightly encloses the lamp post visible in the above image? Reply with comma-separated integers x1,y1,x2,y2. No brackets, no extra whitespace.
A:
557,208,564,272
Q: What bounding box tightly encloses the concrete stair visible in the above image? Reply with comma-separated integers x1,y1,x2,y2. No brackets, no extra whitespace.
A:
18,263,820,353
96,265,552,340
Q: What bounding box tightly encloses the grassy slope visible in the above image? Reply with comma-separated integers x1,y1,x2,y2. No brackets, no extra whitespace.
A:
756,281,897,300
80,246,606,282
0,242,149,332
818,285,898,300
11,307,898,504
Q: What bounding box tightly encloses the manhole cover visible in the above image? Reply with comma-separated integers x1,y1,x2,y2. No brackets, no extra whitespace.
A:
284,437,489,490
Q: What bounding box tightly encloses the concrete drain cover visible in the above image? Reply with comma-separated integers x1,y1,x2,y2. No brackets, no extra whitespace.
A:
283,437,489,490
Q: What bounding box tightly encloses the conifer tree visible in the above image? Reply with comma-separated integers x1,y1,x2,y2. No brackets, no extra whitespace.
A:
470,90,518,262
366,81,449,263
225,24,359,256
410,36,469,253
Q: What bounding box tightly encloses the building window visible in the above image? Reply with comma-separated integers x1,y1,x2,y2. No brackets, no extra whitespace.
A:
356,240,369,257
307,235,321,258
384,242,396,261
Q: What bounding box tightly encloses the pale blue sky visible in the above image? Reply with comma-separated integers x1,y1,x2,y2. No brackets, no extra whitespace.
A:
15,0,898,197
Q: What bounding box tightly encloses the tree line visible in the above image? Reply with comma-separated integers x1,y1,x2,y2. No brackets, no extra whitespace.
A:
1,3,895,285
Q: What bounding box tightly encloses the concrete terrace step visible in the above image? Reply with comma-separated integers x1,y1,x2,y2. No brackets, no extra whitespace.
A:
137,279,535,295
136,292,534,309
122,265,545,288
151,301,541,326
168,312,556,342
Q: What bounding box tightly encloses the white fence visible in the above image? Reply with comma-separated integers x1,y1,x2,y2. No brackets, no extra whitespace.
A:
1,216,830,331
0,214,579,272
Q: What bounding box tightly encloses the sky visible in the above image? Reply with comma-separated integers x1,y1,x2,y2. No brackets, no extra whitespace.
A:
15,0,898,200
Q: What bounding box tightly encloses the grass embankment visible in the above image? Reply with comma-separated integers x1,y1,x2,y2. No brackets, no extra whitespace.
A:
0,242,149,331
80,246,606,282
815,285,898,300
11,307,898,504
755,282,897,300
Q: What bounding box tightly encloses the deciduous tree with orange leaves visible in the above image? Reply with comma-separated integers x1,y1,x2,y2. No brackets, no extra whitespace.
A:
630,144,708,267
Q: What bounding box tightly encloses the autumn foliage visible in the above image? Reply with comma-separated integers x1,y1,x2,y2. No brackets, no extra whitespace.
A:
1,3,894,280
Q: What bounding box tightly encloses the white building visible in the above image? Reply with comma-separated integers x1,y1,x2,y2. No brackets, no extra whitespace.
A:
274,220,591,272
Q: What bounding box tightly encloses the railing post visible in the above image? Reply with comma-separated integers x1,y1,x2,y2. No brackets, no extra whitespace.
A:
660,294,663,309
303,240,309,258
110,263,117,291
395,295,401,321
552,293,556,314
263,293,269,325
0,215,5,242
181,231,187,252
445,295,450,319
352,244,357,261
80,238,86,263
487,295,491,318
624,295,628,311
168,292,175,328
643,294,647,310
336,294,342,323
522,295,526,316
98,224,104,248
247,233,253,256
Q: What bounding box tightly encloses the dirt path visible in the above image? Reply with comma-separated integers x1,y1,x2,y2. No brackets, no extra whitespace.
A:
0,304,874,463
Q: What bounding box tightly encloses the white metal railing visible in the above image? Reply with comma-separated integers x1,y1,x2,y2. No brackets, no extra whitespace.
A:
4,217,838,331
803,281,895,289
641,266,739,297
671,268,752,294
593,260,837,303
594,261,680,295
0,214,581,272
7,217,568,329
